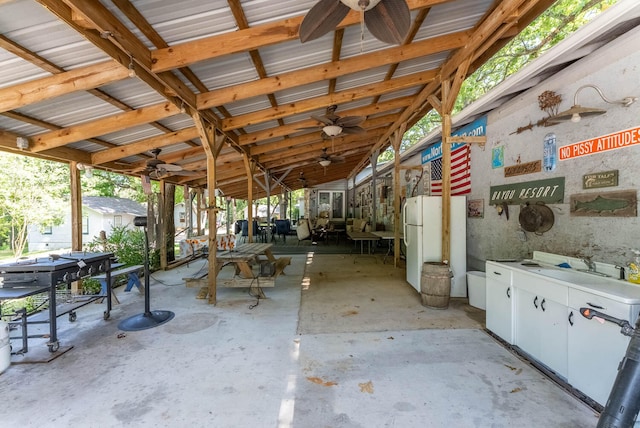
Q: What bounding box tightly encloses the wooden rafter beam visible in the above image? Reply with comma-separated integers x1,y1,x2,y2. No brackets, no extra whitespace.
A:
222,70,437,131
0,61,129,113
239,97,410,146
91,127,201,165
31,102,181,152
151,0,455,72
197,30,469,109
249,121,390,157
349,0,552,178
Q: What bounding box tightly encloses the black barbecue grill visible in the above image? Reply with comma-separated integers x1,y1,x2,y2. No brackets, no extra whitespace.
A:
0,251,114,353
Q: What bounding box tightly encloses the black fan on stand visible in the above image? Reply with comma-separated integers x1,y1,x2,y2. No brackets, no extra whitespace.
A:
118,216,174,331
299,0,411,45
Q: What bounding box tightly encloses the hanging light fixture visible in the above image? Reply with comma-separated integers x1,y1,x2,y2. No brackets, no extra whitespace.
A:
16,136,29,150
77,163,94,178
127,55,136,78
548,84,636,123
323,125,343,137
318,159,331,167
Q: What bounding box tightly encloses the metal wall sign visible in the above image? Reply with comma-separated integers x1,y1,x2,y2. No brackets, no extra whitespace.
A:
489,177,565,205
583,170,619,189
421,116,487,164
504,160,541,177
559,125,640,161
570,190,637,217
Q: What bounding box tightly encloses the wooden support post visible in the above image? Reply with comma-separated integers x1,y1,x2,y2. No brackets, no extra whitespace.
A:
370,150,379,227
391,125,406,268
243,155,258,243
196,188,204,236
159,180,167,270
69,162,83,293
193,112,224,305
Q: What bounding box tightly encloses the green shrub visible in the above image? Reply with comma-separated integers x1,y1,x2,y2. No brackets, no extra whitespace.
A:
86,225,157,269
81,277,102,295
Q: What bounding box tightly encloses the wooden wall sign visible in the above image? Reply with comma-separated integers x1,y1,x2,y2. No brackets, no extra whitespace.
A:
570,190,637,217
582,170,618,189
489,177,565,205
504,160,542,177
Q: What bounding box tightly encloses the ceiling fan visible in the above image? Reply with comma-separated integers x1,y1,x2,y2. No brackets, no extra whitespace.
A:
317,148,345,168
298,171,309,188
299,0,411,45
141,148,198,179
298,105,366,144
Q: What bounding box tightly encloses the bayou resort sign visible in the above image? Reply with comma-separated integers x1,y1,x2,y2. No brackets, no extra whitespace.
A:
489,177,565,205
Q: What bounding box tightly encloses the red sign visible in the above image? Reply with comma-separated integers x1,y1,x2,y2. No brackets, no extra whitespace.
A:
558,125,640,161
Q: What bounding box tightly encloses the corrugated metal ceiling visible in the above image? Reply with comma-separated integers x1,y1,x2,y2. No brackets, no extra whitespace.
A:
0,0,635,198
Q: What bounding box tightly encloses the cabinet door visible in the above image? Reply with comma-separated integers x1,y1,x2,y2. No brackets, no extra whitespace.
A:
486,279,514,344
515,288,542,360
539,297,568,379
515,289,568,379
568,306,630,406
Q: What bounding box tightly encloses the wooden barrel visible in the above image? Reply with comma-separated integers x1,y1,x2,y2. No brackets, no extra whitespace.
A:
420,262,452,309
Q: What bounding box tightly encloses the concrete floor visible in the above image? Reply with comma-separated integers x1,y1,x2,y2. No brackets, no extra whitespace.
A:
1,254,599,427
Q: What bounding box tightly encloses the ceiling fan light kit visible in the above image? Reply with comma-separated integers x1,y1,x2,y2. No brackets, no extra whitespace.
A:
319,159,332,167
340,0,383,11
323,125,343,136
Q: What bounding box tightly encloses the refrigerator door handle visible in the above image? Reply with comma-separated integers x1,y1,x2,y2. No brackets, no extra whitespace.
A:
402,200,410,246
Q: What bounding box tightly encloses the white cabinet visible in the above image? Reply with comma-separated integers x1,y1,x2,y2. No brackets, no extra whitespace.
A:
567,288,638,406
486,262,514,344
485,259,640,407
513,271,568,379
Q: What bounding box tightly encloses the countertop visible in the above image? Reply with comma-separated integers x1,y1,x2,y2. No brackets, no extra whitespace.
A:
487,259,640,305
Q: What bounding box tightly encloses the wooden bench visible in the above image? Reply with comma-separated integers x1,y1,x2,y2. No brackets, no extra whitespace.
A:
94,265,144,303
185,256,291,299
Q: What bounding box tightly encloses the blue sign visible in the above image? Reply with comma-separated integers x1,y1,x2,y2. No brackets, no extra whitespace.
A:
421,116,487,164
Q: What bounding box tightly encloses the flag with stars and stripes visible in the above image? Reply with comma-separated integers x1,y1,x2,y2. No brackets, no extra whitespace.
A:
430,144,471,195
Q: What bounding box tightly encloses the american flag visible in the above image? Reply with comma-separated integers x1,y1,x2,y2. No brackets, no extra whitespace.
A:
430,144,471,195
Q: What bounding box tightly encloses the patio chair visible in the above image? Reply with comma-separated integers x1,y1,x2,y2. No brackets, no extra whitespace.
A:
274,219,290,243
296,218,312,245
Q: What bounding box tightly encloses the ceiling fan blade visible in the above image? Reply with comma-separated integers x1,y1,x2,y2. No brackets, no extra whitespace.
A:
341,126,366,135
299,0,350,43
365,0,411,45
296,125,324,132
310,115,335,126
336,115,365,127
173,170,199,176
156,163,182,172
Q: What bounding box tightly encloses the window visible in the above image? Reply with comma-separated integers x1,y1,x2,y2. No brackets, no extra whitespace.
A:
332,192,344,219
114,215,122,227
42,225,53,235
317,191,345,221
82,216,89,235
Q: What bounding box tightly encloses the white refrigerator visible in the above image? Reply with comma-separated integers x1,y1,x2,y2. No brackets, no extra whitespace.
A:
403,195,467,297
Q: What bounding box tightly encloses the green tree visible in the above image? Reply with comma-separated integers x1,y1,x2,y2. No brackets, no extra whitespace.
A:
455,0,618,113
0,153,69,256
383,0,618,162
82,169,149,202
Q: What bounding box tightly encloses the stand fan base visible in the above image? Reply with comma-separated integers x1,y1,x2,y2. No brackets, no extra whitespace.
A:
118,310,175,331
